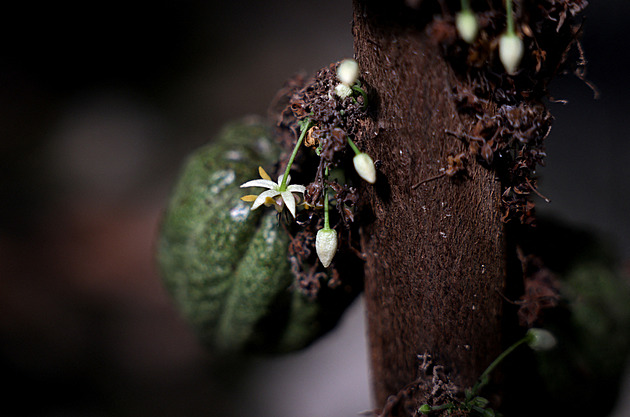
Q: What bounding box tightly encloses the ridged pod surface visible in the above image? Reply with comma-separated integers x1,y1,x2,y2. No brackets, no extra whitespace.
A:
157,118,352,354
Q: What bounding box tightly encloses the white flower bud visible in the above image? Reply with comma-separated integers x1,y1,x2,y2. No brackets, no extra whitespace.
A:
334,83,353,99
353,153,376,184
456,10,478,44
337,59,359,85
316,228,337,268
499,32,524,75
526,328,557,351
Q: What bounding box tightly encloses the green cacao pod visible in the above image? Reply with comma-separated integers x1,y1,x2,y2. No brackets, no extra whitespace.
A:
157,117,358,354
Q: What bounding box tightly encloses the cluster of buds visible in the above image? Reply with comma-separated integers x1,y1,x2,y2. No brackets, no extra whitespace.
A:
314,59,375,267
242,59,376,268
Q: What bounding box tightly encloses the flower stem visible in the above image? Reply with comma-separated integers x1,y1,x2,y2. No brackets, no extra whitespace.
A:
505,0,515,35
470,335,528,396
347,137,361,156
351,84,368,109
323,166,330,229
280,119,312,191
461,0,471,12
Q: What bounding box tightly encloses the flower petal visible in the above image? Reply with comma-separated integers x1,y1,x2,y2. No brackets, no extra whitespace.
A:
240,179,277,189
251,189,280,210
287,184,306,194
258,166,272,181
281,190,297,218
278,174,290,185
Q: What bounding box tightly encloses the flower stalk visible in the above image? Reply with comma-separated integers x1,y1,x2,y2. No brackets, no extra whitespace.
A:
280,119,313,191
505,0,514,35
240,119,313,219
471,327,557,396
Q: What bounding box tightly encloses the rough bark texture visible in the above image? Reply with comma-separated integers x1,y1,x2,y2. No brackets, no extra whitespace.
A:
352,1,506,409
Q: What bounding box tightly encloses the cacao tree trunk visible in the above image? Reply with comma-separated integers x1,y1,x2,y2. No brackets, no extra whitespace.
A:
352,0,506,410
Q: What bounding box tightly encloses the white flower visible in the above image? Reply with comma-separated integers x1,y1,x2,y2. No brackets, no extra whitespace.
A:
499,32,524,75
353,153,376,184
240,167,305,218
456,10,478,44
526,328,557,351
316,228,338,267
337,59,359,85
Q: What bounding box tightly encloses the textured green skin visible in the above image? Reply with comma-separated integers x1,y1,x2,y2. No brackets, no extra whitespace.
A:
157,118,322,354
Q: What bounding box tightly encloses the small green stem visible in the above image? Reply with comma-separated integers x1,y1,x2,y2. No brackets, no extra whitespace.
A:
505,0,515,35
430,403,452,412
347,137,361,156
280,119,312,191
470,335,528,396
323,166,330,229
351,84,368,109
419,402,453,415
461,0,471,12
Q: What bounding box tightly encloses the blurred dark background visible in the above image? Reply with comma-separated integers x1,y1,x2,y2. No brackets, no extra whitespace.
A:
0,1,629,416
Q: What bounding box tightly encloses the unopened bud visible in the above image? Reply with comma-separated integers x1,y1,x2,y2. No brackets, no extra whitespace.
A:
456,10,478,44
334,83,353,99
353,153,376,184
337,59,359,85
316,228,337,268
499,32,524,75
526,328,557,351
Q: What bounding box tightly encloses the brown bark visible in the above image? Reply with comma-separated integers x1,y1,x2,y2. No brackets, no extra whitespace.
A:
352,1,506,409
